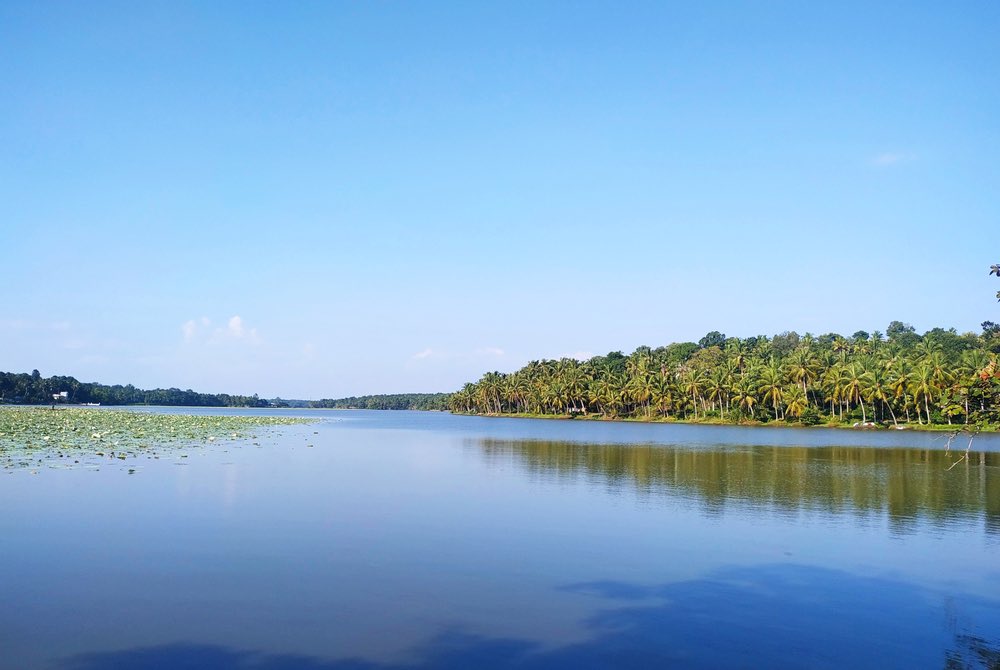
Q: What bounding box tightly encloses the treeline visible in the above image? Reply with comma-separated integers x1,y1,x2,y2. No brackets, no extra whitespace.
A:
0,370,271,407
308,393,450,410
452,321,1000,428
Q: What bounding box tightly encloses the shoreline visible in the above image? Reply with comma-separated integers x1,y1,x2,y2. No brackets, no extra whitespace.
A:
452,411,997,434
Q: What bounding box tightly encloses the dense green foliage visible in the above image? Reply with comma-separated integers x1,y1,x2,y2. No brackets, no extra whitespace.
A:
1,370,449,410
452,322,1000,428
308,393,450,410
0,370,270,407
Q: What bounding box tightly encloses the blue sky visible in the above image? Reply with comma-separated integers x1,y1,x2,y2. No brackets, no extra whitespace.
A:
2,1,998,398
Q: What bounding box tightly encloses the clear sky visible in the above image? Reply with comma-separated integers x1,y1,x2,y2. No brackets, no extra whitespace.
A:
2,1,998,399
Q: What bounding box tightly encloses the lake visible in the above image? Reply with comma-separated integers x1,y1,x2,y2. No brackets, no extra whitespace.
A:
2,409,999,669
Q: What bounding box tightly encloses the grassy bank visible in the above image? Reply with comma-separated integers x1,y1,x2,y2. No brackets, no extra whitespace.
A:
453,410,996,433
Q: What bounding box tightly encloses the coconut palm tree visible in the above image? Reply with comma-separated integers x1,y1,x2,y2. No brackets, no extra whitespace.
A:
733,378,757,418
863,365,898,427
706,368,730,418
560,360,591,414
786,349,819,400
909,363,937,425
960,350,991,419
758,362,785,420
679,368,705,420
478,372,504,414
590,374,623,417
832,337,850,362
784,386,808,419
543,381,568,414
651,374,675,418
840,361,869,423
451,326,1000,425
726,339,749,376
925,352,953,389
627,372,655,418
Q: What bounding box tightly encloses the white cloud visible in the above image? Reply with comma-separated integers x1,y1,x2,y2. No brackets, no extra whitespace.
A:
1,319,73,332
181,315,260,345
411,346,505,362
872,152,914,167
227,316,245,338
216,315,258,342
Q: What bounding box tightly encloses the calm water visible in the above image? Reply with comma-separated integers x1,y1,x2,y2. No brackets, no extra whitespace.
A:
2,410,999,669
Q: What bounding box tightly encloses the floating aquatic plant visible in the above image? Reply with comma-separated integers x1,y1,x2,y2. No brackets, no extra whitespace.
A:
0,407,314,471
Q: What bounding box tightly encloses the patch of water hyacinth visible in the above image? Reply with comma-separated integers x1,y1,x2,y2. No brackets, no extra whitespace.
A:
0,407,314,472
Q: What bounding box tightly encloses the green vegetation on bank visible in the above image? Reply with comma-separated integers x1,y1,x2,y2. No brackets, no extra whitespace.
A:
452,321,1000,429
307,393,450,410
0,407,313,470
0,370,272,407
1,371,449,411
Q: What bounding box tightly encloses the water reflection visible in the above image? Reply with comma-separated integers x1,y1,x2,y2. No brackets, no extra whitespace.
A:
56,564,1000,669
7,414,1000,670
476,439,1000,533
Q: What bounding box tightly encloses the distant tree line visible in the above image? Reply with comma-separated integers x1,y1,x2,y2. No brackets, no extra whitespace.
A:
0,370,270,407
308,393,450,410
452,322,1000,428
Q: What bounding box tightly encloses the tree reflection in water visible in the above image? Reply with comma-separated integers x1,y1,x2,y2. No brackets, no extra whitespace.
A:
475,439,1000,533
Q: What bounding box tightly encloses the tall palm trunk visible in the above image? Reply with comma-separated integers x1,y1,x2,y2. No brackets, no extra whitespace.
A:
885,400,898,428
